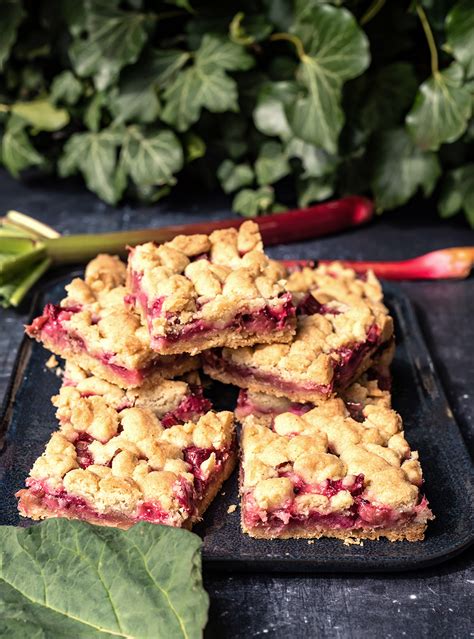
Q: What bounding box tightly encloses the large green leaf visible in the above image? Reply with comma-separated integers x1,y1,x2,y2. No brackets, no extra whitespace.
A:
58,128,124,204
0,519,208,639
287,5,370,153
11,99,70,132
255,141,290,185
50,71,83,106
69,0,148,90
371,128,441,210
438,163,474,225
217,159,254,193
120,126,183,187
1,116,44,178
406,63,472,151
0,0,24,70
446,0,474,78
161,35,251,131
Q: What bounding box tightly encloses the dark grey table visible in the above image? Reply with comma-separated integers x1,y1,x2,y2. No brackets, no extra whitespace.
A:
0,171,472,639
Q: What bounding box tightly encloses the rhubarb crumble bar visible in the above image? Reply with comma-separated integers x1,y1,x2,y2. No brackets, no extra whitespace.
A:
26,254,199,388
126,221,296,355
17,393,236,529
240,401,432,542
59,362,212,427
203,296,393,403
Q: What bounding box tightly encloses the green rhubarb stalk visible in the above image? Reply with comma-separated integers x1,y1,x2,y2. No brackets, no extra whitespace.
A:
0,257,52,307
0,244,46,284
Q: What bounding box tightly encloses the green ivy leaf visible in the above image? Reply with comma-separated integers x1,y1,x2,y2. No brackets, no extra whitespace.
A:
253,82,299,139
298,176,335,207
10,98,70,132
371,128,441,211
0,0,25,70
232,186,274,217
406,63,472,151
83,92,106,132
217,159,254,193
120,126,183,187
162,35,251,131
185,132,206,162
438,163,474,225
1,116,44,178
109,72,160,124
69,0,149,90
287,5,370,153
59,128,124,204
446,0,474,78
196,33,254,72
50,71,83,106
356,63,418,136
286,138,338,178
148,50,191,88
0,520,208,639
255,141,290,185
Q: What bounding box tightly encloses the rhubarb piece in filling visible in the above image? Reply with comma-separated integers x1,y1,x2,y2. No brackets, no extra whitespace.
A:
17,395,236,529
203,299,393,403
126,220,296,355
240,401,433,542
25,254,199,388
59,363,212,425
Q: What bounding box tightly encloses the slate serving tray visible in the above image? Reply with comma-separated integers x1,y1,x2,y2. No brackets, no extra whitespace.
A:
1,273,473,573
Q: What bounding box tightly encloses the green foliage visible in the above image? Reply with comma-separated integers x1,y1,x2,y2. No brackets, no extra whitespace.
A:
0,519,209,638
0,0,473,223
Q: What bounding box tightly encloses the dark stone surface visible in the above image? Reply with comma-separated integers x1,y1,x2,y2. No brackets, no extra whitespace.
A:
0,171,472,638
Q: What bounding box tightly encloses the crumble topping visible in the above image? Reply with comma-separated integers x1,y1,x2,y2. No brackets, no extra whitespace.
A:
241,399,424,517
127,221,295,340
286,262,385,308
59,362,190,418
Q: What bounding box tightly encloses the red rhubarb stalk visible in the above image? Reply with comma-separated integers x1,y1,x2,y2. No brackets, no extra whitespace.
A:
42,196,373,264
282,248,474,280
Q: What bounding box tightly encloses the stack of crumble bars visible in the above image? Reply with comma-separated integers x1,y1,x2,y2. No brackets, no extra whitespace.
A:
18,222,433,542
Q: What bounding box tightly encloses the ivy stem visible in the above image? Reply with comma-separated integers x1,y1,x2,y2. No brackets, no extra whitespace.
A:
415,3,439,76
270,33,306,60
360,0,386,26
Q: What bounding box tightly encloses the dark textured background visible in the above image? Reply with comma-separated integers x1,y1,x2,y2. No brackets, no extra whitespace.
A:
0,171,472,638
